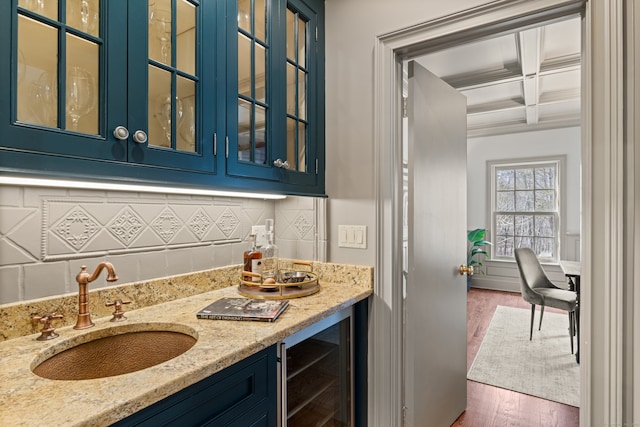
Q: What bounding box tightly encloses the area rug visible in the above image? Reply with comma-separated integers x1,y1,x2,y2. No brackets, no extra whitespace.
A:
467,305,580,407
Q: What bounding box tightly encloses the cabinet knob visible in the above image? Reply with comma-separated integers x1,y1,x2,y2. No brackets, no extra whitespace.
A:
132,130,148,144
273,159,290,169
113,126,129,140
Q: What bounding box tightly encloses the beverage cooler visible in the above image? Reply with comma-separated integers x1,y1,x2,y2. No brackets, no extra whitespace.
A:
278,307,353,426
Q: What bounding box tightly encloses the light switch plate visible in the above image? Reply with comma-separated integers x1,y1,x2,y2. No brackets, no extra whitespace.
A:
252,225,267,247
338,225,367,249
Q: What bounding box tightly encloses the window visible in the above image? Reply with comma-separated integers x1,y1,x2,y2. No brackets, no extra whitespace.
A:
490,158,563,262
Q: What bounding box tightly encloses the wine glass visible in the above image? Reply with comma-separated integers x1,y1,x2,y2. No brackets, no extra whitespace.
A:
30,71,57,127
153,8,172,64
66,66,96,131
178,95,196,151
155,94,183,147
17,49,26,86
148,0,156,23
80,0,98,33
21,0,45,14
68,0,98,34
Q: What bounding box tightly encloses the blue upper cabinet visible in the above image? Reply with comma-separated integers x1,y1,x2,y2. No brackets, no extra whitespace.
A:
225,0,324,195
0,0,324,196
0,1,217,177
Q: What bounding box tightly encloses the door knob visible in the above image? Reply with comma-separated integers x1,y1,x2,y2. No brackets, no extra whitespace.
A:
459,265,474,276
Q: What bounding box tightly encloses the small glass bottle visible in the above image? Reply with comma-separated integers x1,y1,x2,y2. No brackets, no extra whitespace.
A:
243,234,263,281
262,231,279,282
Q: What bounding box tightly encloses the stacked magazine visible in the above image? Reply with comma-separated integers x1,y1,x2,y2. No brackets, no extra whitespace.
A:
197,297,289,322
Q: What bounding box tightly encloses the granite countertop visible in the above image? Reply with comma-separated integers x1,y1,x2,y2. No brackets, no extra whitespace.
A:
0,265,372,427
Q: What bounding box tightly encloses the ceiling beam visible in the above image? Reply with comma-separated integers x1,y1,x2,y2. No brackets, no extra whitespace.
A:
442,67,522,90
467,116,581,139
539,87,580,103
467,87,579,116
467,98,524,115
440,53,578,92
415,16,581,137
517,27,542,124
540,53,581,74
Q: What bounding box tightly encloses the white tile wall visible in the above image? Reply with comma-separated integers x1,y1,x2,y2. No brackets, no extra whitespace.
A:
0,186,21,207
276,197,327,262
0,267,20,302
23,261,68,300
0,185,324,304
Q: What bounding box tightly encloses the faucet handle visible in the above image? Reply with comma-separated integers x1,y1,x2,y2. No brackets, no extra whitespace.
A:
31,313,64,341
106,299,131,322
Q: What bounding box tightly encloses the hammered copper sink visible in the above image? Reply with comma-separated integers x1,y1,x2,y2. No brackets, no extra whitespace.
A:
31,323,198,381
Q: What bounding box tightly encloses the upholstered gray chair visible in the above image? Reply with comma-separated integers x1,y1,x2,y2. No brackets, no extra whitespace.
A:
514,248,577,354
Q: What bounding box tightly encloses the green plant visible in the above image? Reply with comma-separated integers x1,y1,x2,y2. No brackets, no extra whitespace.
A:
467,228,492,274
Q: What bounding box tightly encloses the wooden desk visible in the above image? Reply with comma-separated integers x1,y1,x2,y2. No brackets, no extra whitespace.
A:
560,260,580,363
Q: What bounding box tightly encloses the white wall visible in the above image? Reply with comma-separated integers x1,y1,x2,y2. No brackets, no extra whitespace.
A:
466,127,581,293
467,126,581,234
452,127,583,293
324,0,491,265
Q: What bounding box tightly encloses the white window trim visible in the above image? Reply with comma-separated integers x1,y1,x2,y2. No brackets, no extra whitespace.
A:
487,155,567,263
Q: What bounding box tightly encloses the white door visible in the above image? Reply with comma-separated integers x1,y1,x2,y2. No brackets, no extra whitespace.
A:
404,61,468,426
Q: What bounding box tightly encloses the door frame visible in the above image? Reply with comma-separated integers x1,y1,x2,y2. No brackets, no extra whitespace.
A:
372,0,633,426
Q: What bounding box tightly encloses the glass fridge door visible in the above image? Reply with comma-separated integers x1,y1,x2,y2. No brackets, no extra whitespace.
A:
280,308,352,426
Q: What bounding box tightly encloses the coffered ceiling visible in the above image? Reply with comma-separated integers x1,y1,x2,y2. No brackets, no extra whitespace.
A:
416,16,581,138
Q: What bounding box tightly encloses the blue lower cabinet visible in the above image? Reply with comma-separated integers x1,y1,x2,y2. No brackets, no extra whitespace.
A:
354,298,369,427
112,346,277,427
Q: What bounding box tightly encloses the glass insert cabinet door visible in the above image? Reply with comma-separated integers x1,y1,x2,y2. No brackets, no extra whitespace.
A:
147,0,198,154
16,0,101,135
227,0,320,186
236,0,269,167
8,0,214,172
285,5,308,174
128,0,214,171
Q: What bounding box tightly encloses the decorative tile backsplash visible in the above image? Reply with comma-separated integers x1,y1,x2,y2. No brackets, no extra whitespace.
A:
42,198,246,259
0,185,326,304
110,207,145,245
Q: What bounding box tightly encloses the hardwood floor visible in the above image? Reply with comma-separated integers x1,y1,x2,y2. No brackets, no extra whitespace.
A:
451,288,579,427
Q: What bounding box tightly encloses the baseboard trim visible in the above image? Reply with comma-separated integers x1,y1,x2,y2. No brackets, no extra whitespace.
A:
469,277,520,293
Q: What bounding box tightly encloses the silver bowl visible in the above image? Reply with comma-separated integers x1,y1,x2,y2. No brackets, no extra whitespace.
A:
280,271,310,284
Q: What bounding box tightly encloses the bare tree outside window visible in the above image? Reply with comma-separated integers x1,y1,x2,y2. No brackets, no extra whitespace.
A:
492,160,560,262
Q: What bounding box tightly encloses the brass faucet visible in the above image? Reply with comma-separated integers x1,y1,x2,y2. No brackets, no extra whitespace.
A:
74,262,118,329
32,312,64,340
106,298,131,322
